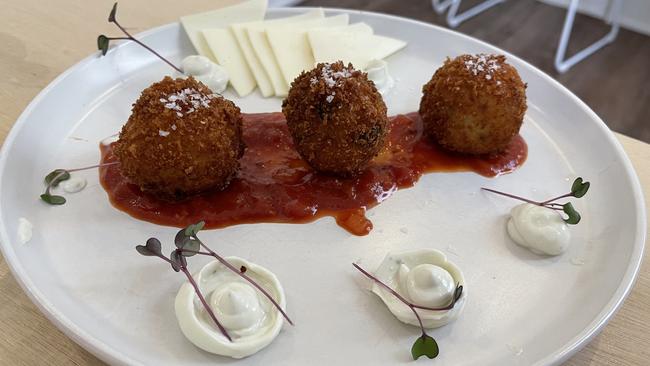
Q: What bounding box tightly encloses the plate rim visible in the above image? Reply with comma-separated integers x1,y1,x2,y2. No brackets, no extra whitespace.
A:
0,7,646,366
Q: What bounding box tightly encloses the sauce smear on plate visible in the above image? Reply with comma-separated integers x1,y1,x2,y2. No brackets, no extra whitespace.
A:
99,112,527,235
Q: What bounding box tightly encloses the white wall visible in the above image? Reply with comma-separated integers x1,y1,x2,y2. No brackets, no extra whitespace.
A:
540,0,650,36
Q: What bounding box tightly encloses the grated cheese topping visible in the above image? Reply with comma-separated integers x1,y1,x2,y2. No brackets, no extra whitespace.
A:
464,54,502,80
160,88,216,118
310,63,353,102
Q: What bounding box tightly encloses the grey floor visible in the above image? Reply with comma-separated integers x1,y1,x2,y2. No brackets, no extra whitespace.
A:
303,0,650,143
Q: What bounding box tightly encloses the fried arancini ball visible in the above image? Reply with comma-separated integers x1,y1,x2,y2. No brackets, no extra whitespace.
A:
114,76,244,200
282,62,389,176
419,54,527,155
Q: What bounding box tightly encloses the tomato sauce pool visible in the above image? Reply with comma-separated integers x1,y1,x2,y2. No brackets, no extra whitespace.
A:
99,112,527,236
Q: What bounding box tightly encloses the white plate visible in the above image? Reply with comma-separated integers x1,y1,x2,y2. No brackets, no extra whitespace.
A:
0,8,646,366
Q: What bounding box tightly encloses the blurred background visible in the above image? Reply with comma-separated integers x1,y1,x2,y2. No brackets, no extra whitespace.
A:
276,0,650,143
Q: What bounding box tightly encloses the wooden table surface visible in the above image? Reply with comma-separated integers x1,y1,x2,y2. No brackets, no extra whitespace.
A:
0,1,648,365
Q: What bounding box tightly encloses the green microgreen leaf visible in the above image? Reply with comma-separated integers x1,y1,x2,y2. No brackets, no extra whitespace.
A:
136,238,162,257
40,193,66,205
99,2,182,73
411,334,439,360
181,239,201,257
146,238,162,255
562,202,581,225
184,221,205,237
97,35,110,56
353,263,454,358
571,177,590,198
40,162,120,207
483,176,590,226
108,2,117,22
170,250,186,272
175,227,201,256
45,169,70,187
174,227,190,248
135,245,151,256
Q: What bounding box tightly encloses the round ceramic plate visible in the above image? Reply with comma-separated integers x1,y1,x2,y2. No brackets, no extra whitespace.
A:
0,7,646,366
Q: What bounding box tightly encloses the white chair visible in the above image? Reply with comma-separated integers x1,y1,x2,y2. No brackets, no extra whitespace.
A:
554,0,622,73
431,0,506,28
431,0,623,73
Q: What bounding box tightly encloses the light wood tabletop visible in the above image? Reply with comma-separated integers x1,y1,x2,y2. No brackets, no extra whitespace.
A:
0,1,648,365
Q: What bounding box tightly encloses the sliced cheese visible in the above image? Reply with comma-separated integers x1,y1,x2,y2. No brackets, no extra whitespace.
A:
232,9,325,97
248,14,349,97
180,0,267,59
318,22,374,35
268,22,373,86
308,29,407,70
203,28,256,97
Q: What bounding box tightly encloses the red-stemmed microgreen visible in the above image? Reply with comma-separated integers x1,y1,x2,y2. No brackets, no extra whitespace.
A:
40,162,119,205
136,221,294,342
482,177,590,225
352,263,463,360
97,3,182,73
178,222,294,326
136,236,232,341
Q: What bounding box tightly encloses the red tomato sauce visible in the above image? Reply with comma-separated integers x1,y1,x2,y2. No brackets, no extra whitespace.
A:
99,112,527,235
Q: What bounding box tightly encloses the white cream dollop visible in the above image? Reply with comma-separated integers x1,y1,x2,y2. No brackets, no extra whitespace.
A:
364,59,394,95
181,55,229,94
507,203,571,256
17,217,33,245
61,176,87,193
371,249,465,328
175,257,286,359
400,263,455,308
210,282,265,335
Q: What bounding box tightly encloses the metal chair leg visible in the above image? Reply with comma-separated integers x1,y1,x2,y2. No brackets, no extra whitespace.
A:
554,0,622,73
432,0,454,14
431,0,506,28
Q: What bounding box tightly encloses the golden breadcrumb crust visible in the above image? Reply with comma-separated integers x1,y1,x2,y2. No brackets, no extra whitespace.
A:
282,62,389,176
114,76,244,200
419,54,527,155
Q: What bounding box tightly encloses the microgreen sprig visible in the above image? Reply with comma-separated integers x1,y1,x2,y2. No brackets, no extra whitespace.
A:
40,162,119,205
136,221,294,342
482,177,590,225
97,3,182,73
353,263,463,360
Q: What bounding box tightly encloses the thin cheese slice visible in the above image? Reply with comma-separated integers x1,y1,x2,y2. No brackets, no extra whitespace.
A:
268,22,373,86
308,29,407,70
232,9,325,97
203,28,256,97
180,0,267,59
248,14,350,97
315,22,373,35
